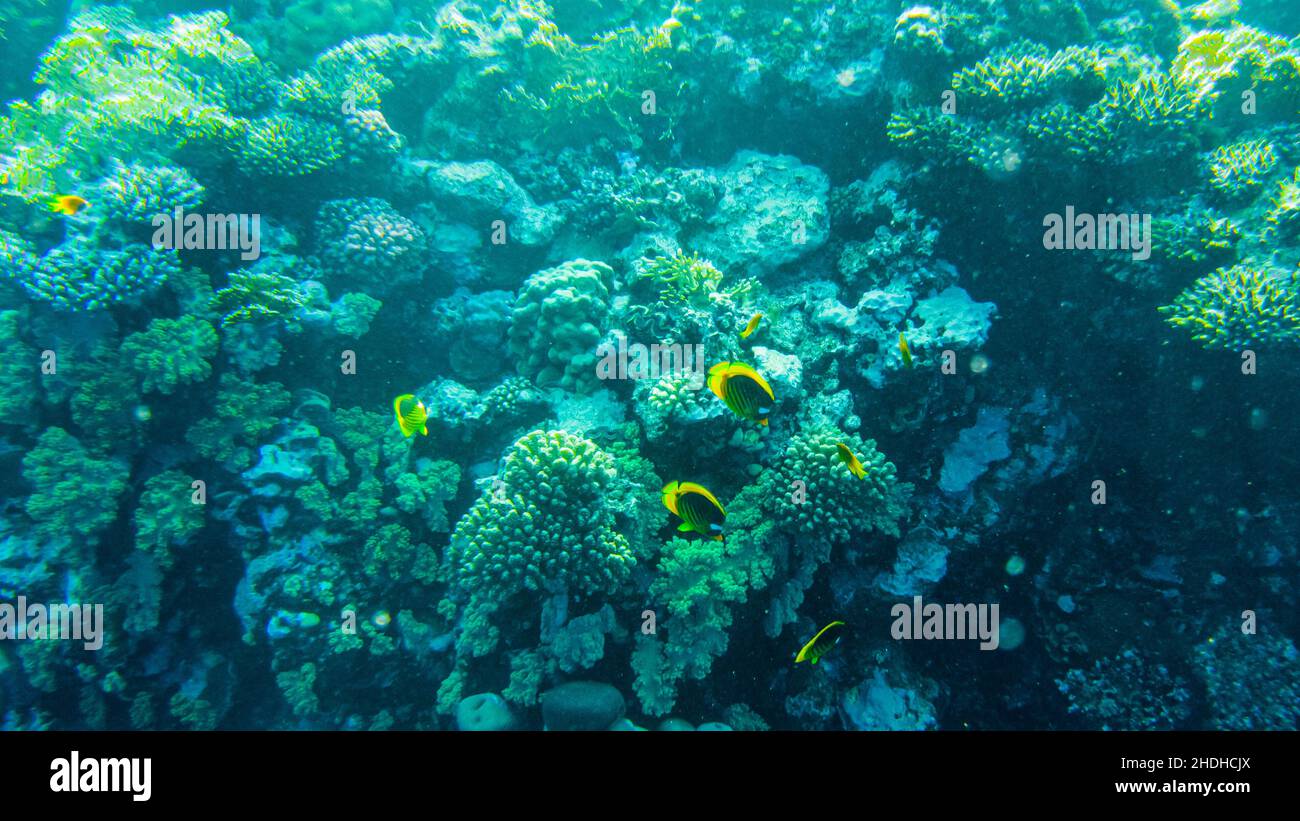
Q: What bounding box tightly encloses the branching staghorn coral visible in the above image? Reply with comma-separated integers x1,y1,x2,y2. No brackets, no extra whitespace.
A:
493,6,690,145
1170,24,1300,113
11,239,179,312
1207,138,1279,196
887,29,1298,172
211,267,308,328
1265,167,1300,240
1160,263,1300,348
238,113,342,177
2,9,263,202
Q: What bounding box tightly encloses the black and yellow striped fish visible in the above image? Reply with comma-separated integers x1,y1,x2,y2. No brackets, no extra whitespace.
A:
795,621,845,664
707,361,775,425
393,393,429,437
662,481,726,541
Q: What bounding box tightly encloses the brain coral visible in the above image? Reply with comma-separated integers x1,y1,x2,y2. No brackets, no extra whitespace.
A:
508,259,612,393
447,429,635,602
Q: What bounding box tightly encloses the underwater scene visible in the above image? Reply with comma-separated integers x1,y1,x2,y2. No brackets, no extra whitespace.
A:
0,0,1297,733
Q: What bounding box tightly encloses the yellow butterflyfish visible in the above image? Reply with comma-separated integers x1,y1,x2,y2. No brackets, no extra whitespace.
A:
707,362,775,426
662,481,726,541
393,394,429,437
795,621,845,664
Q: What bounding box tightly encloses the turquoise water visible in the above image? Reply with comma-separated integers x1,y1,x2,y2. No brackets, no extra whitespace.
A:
0,0,1297,730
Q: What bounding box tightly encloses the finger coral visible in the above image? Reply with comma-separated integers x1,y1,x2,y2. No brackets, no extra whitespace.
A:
447,429,636,603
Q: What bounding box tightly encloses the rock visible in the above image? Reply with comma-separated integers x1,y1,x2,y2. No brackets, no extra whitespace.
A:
540,681,626,731
695,151,829,276
456,693,515,731
751,346,802,397
939,407,1012,495
657,717,695,731
608,718,647,731
696,722,733,731
412,159,561,248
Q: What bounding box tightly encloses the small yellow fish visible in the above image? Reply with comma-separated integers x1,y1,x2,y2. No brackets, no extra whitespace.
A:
795,621,845,664
739,312,763,339
836,443,866,479
662,481,726,541
393,394,429,437
48,195,89,216
899,332,913,369
707,362,775,426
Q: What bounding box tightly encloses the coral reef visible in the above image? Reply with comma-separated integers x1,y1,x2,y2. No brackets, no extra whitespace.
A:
0,0,1296,735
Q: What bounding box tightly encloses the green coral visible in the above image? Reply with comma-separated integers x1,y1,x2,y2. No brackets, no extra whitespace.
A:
635,250,724,307
168,692,219,730
2,10,257,202
361,523,438,586
120,316,218,394
761,427,908,541
1160,264,1300,348
508,259,612,393
238,113,342,177
502,649,546,706
331,292,382,337
1208,139,1279,196
22,427,129,544
951,44,1107,110
134,470,204,569
1265,167,1300,240
632,516,776,716
211,267,308,328
391,459,461,532
185,373,290,470
447,429,636,603
276,662,320,718
0,310,38,426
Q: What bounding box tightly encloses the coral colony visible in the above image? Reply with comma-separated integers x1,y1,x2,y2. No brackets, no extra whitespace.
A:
0,0,1297,732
